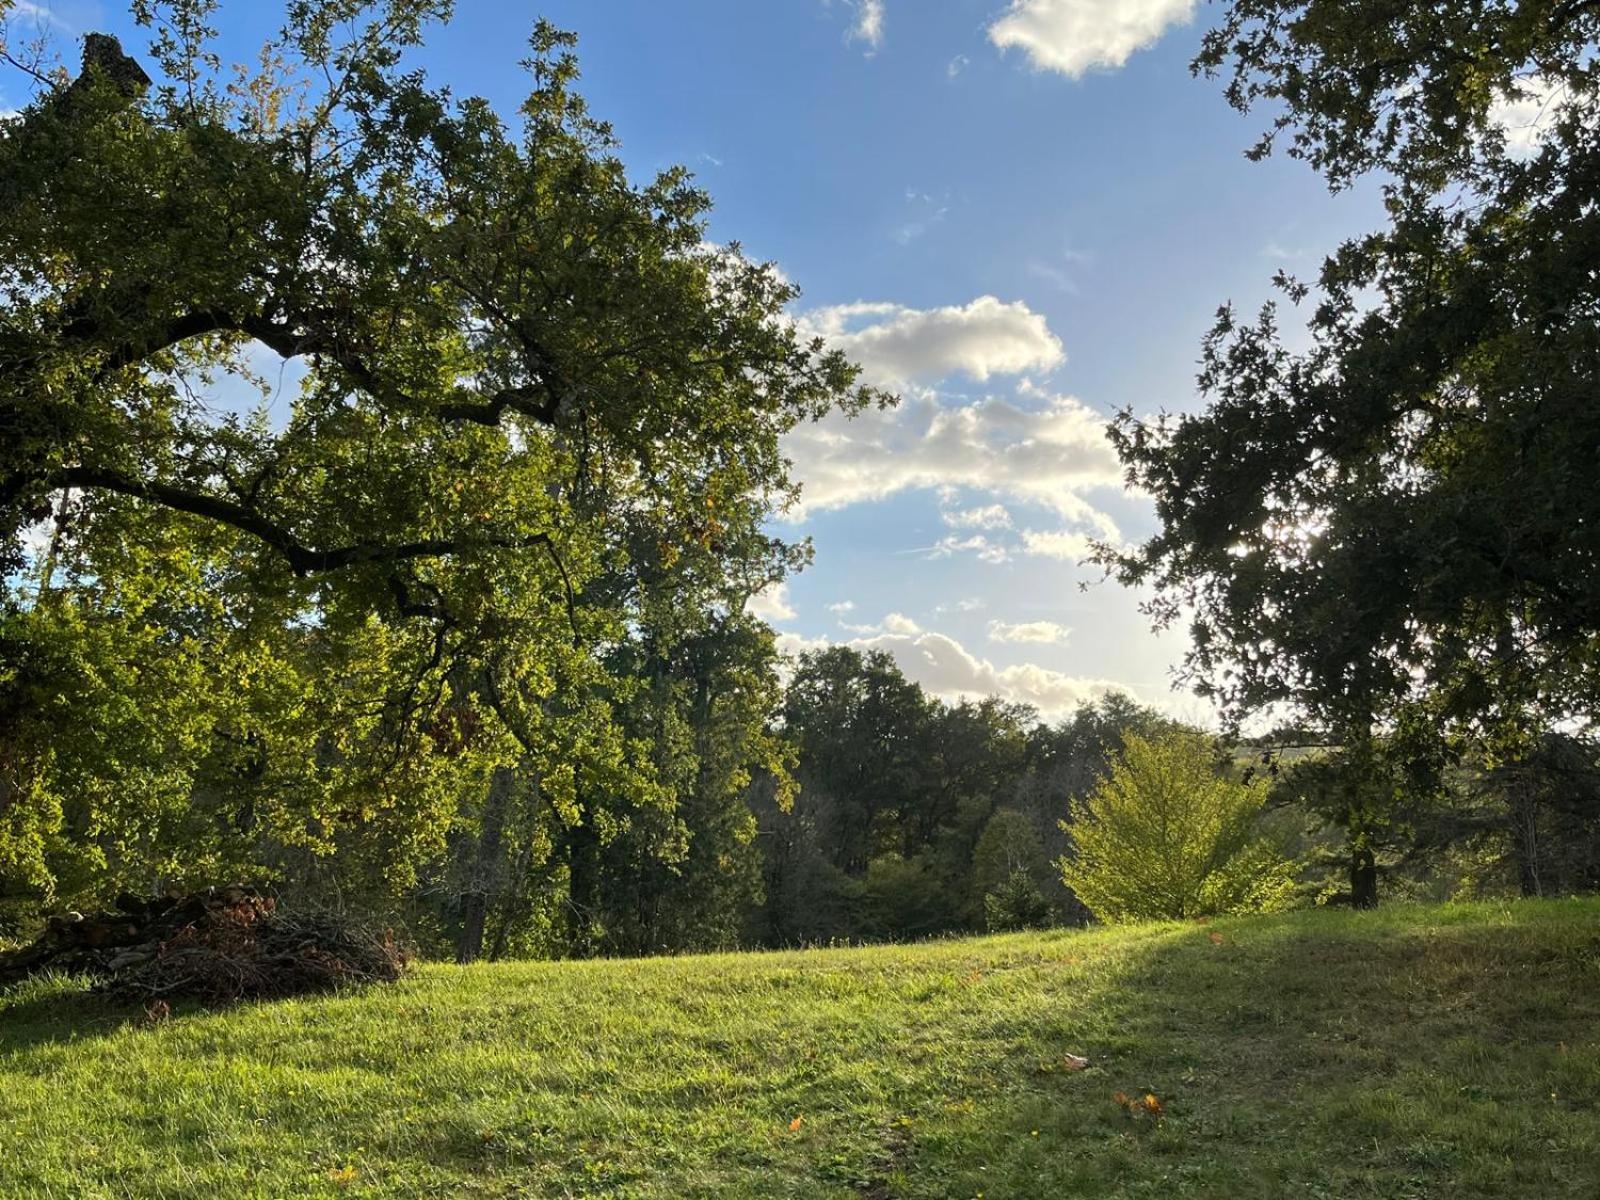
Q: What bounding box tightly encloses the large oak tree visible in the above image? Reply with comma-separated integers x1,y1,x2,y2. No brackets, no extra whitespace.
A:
0,0,874,917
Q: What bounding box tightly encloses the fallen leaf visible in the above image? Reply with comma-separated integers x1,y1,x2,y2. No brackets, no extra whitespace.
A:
1063,1053,1089,1072
788,1116,804,1132
1208,931,1225,945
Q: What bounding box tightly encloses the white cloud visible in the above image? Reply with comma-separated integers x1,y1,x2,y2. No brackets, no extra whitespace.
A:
1019,527,1098,560
988,0,1196,78
848,0,885,53
784,386,1121,531
936,597,988,614
782,621,1133,719
799,295,1063,387
893,191,950,246
747,580,797,624
775,630,832,661
930,534,1011,564
989,619,1071,644
837,611,924,636
1490,75,1568,158
948,54,970,78
882,612,921,635
943,504,1012,530
8,1,74,32
828,600,856,614
18,511,56,562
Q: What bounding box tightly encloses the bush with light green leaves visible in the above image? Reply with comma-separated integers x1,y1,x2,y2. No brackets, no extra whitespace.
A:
1063,727,1295,923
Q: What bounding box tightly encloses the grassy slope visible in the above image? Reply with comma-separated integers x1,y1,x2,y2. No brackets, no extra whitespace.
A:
2,901,1598,1199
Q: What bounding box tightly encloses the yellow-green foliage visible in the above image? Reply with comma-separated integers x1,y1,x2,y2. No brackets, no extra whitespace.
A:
1063,727,1295,922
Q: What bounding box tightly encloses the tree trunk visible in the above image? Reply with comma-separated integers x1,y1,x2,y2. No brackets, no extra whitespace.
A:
456,765,514,964
487,775,546,963
1350,845,1378,910
567,809,602,957
456,893,487,965
1506,766,1544,898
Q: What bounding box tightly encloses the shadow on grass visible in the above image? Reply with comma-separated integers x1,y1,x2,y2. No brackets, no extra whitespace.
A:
898,903,1600,1199
0,975,161,1053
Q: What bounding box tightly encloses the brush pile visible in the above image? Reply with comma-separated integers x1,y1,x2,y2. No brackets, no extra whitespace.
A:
0,887,409,1002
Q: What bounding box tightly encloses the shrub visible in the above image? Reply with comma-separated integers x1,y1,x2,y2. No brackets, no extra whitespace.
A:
983,868,1053,932
1062,728,1296,922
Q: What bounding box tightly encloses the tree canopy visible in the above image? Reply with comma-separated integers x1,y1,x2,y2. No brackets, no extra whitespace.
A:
1106,0,1600,755
0,0,874,917
1062,727,1294,922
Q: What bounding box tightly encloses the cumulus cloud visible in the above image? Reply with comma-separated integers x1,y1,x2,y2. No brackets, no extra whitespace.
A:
784,386,1121,530
799,296,1063,387
828,600,856,614
747,580,797,624
988,0,1196,78
989,619,1071,644
1490,75,1569,158
781,621,1132,719
882,612,921,634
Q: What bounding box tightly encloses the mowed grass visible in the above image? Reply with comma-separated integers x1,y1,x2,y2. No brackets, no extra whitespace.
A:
3,901,1599,1198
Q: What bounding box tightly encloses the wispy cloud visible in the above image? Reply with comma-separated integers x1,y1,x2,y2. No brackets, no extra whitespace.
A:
928,534,1011,564
7,1,75,33
893,189,950,245
844,0,885,55
942,504,1013,530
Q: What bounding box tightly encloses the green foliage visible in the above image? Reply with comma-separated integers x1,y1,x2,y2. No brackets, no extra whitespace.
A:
1063,728,1296,922
1107,1,1600,757
972,808,1053,931
0,2,871,926
754,648,1177,945
983,867,1052,932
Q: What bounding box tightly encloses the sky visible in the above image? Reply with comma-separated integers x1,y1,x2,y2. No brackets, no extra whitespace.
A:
2,0,1397,725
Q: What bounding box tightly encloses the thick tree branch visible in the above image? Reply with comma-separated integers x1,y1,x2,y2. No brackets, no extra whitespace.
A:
52,463,564,578
18,305,564,427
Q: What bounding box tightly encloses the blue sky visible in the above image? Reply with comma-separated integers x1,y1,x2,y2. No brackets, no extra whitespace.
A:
4,0,1390,722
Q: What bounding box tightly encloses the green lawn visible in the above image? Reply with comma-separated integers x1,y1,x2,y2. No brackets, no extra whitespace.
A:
3,900,1598,1198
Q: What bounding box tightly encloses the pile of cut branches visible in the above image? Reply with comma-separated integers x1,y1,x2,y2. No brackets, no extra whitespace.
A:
0,887,409,1002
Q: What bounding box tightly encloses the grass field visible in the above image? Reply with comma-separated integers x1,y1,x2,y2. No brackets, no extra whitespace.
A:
2,900,1598,1198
